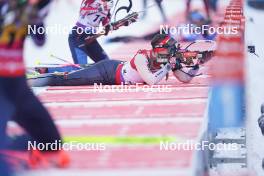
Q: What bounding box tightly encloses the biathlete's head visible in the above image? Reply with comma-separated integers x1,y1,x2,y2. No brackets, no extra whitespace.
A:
151,34,178,65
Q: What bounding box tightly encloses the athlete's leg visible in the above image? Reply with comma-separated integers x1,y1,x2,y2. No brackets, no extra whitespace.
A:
0,145,12,175
155,0,167,22
28,65,104,87
69,27,109,64
7,77,61,149
186,0,192,19
29,60,121,86
0,79,14,175
99,60,122,85
203,0,211,19
68,30,88,64
46,65,81,73
28,73,62,87
142,0,148,19
209,0,218,12
64,60,120,85
83,39,110,63
5,77,69,167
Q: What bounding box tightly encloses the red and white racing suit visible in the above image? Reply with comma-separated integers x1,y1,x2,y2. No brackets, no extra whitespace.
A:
77,0,113,28
116,49,199,85
28,49,200,87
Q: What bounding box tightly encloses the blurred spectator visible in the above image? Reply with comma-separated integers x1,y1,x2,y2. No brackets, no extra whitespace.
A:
186,0,211,20
0,0,69,173
209,0,218,12
248,0,264,10
142,0,167,22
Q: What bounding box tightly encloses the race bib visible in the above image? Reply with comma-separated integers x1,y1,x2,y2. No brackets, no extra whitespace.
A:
78,0,111,27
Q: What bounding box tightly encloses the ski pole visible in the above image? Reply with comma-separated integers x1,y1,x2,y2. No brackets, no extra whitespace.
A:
50,54,81,68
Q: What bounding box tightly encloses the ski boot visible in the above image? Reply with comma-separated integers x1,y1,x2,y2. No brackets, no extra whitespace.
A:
28,149,70,169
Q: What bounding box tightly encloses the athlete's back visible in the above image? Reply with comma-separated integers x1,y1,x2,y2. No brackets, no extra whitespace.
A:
121,49,171,85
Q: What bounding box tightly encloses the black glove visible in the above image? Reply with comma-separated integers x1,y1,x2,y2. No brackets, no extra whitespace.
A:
192,64,199,70
104,23,114,35
171,58,182,72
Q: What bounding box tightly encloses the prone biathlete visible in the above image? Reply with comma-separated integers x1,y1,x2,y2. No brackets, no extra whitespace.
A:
29,34,201,87
68,0,114,64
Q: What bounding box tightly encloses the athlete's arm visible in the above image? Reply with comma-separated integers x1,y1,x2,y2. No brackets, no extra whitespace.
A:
134,55,171,85
173,67,199,83
102,12,111,26
103,12,112,35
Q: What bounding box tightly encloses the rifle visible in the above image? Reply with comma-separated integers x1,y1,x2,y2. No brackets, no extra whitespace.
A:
79,12,138,47
173,40,216,67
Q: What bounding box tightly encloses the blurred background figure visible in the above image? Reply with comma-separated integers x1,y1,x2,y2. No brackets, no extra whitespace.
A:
248,0,264,10
176,10,217,41
186,0,211,21
142,0,167,22
0,0,68,174
29,0,52,46
209,0,218,12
